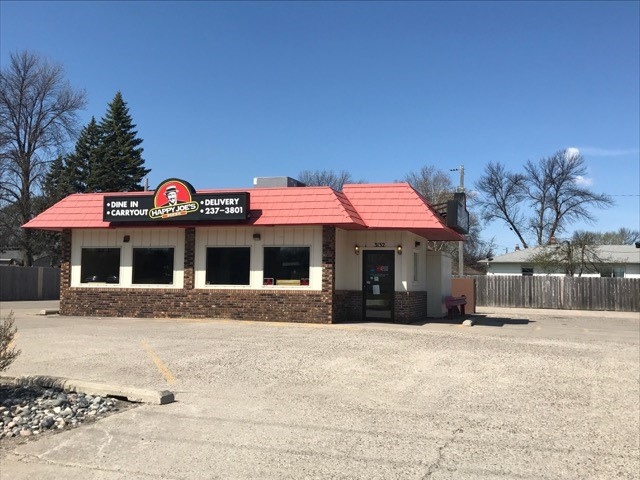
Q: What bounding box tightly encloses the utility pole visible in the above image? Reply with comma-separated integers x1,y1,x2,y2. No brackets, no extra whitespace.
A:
450,165,465,276
451,165,464,192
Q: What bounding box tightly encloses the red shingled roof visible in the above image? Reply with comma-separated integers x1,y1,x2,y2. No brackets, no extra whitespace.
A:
343,183,463,241
23,183,462,241
235,186,366,227
24,192,111,230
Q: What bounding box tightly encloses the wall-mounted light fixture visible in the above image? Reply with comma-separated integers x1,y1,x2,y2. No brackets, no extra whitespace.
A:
396,245,403,255
123,235,130,243
253,233,261,241
354,245,360,255
415,241,421,248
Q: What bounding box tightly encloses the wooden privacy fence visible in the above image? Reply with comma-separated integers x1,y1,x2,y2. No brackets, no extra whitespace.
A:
474,276,640,312
0,266,60,301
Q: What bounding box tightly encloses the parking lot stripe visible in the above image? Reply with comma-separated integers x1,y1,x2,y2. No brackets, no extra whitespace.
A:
141,340,176,385
262,321,360,330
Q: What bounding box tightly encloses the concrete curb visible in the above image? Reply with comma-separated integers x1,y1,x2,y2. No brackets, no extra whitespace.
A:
0,375,174,405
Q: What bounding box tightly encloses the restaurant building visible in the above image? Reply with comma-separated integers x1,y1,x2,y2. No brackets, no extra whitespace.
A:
23,177,467,323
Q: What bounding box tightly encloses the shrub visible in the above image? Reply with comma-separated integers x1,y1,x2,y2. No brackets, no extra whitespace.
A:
0,310,21,372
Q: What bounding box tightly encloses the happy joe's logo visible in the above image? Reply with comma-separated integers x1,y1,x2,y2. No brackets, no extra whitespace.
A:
103,178,249,223
149,179,199,219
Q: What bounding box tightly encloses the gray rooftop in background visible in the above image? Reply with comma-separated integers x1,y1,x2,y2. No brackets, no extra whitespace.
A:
487,245,640,265
253,176,306,188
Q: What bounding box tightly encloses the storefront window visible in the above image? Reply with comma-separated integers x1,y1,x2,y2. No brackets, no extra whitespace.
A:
133,248,174,284
206,247,250,285
263,247,310,286
81,248,120,283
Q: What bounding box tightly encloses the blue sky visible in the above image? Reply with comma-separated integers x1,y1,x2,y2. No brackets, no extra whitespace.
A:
2,1,638,253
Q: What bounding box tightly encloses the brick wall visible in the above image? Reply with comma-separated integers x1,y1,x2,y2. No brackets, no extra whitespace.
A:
334,290,361,322
61,288,332,323
321,226,336,323
59,229,72,312
394,291,428,324
184,227,195,290
334,290,428,324
59,226,337,324
60,229,71,290
58,225,429,324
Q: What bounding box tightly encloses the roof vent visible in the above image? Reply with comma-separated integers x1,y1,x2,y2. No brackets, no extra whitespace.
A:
253,176,306,188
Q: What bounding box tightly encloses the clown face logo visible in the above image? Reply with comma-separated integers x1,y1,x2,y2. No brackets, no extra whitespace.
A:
155,181,193,207
150,180,199,219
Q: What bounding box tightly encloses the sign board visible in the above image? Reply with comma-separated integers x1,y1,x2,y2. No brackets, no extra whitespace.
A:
446,192,469,234
103,179,249,223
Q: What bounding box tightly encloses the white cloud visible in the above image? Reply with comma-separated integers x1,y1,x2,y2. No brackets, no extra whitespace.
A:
565,147,580,159
578,146,640,157
574,175,593,186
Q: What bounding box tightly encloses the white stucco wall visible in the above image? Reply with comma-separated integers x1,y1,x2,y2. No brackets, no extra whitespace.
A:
335,229,428,292
425,251,452,317
72,226,458,292
486,264,528,275
72,226,325,290
488,264,565,276
488,262,640,278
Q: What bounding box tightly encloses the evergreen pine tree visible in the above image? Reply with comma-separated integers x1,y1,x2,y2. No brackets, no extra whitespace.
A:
42,155,73,205
67,116,102,192
39,154,73,265
93,92,150,192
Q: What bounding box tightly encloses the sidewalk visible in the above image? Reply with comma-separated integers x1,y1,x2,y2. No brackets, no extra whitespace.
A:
0,300,60,316
2,300,638,319
476,305,640,320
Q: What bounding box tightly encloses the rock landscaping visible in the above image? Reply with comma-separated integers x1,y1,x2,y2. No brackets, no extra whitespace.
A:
0,384,133,440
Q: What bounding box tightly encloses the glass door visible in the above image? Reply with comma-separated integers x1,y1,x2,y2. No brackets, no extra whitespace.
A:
362,250,395,321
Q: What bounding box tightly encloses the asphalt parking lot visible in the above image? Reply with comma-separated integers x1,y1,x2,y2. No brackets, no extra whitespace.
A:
1,301,638,479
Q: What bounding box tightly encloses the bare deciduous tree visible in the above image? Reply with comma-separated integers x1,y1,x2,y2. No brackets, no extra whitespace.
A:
474,162,529,248
297,169,364,191
530,231,613,277
402,165,455,205
0,51,86,264
475,150,614,248
402,165,495,272
593,227,639,245
526,150,614,245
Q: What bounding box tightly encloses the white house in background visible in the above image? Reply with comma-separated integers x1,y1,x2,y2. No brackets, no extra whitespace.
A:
0,248,54,267
485,244,640,278
0,249,24,266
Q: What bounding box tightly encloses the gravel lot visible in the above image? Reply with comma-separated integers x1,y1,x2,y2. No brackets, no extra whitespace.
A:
0,385,133,441
0,301,638,479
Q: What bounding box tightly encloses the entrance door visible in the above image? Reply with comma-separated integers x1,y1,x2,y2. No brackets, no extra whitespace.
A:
362,250,395,321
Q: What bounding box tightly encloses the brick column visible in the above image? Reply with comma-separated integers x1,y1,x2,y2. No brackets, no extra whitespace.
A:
184,227,195,290
322,226,336,323
59,229,72,313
